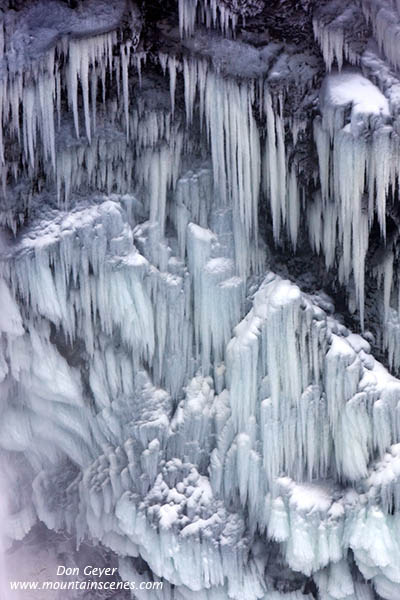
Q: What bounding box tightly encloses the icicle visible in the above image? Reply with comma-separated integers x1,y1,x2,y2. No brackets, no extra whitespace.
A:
90,67,98,133
315,70,392,323
200,0,237,37
313,2,362,71
37,51,56,170
199,70,261,277
66,32,117,141
158,53,168,75
0,19,4,61
121,41,132,140
135,52,146,87
56,68,61,130
178,0,198,38
287,168,300,249
168,56,178,117
362,0,400,71
183,57,197,125
80,42,91,143
313,16,346,71
383,250,394,324
68,40,81,138
263,89,281,241
22,84,36,170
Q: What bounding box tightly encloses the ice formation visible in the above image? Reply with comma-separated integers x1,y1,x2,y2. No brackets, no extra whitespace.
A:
3,0,400,598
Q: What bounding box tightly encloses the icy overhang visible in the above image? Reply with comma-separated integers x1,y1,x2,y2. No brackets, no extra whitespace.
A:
181,31,284,78
320,68,390,135
1,0,129,73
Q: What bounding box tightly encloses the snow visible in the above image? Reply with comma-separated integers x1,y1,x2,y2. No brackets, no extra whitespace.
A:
320,70,390,128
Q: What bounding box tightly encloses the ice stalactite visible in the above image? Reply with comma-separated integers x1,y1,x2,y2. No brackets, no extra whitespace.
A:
0,25,138,203
178,0,238,39
202,68,261,277
179,0,199,38
171,56,305,279
315,566,375,600
76,367,266,599
173,169,214,258
311,0,400,344
157,54,267,279
66,33,118,143
314,68,392,326
173,56,262,276
199,0,238,36
0,34,273,286
204,273,400,597
177,70,303,267
55,107,180,206
382,297,400,374
312,1,365,71
0,22,305,290
1,151,252,400
0,49,58,184
0,173,324,599
362,0,400,72
262,89,303,249
187,222,244,376
214,274,400,493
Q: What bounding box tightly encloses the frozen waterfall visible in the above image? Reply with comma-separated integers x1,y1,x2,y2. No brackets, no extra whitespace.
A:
2,0,400,599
